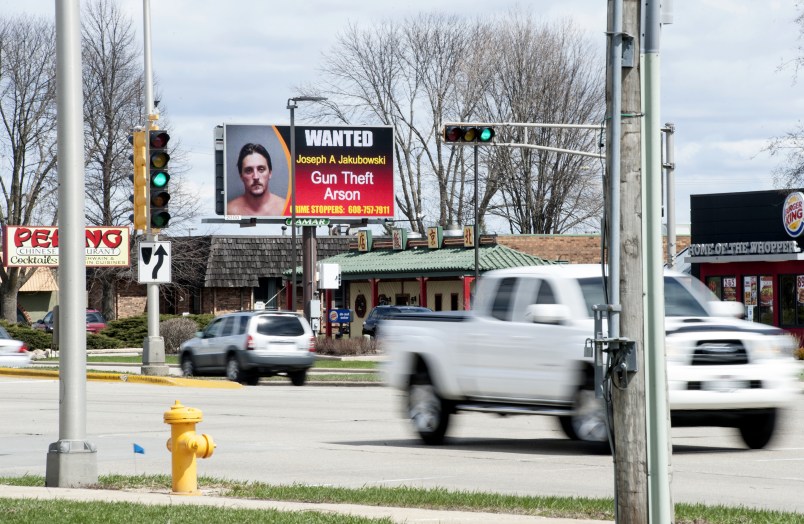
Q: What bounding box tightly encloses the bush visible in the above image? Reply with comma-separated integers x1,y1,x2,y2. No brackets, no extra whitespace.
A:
101,315,148,347
315,336,376,356
160,317,199,354
794,346,804,360
0,321,53,350
86,333,127,350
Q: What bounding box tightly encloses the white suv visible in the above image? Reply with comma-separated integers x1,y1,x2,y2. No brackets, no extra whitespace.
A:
179,311,316,386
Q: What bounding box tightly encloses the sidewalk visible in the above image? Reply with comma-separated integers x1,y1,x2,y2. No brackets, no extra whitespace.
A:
0,485,610,523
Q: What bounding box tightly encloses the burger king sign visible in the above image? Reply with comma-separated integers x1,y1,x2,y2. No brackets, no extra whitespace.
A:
783,192,804,238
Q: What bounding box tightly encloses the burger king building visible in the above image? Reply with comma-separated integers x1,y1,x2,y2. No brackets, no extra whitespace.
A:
689,189,804,339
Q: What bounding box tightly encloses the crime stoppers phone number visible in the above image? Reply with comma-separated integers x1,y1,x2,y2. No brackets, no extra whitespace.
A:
347,205,391,215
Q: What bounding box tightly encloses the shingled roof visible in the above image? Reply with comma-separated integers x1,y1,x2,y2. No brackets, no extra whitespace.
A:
204,235,352,288
315,244,554,280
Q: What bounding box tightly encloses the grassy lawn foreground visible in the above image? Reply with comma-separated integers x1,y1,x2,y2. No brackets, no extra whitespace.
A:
1,474,802,523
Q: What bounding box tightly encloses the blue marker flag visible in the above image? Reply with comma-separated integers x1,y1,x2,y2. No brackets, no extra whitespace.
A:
133,443,145,454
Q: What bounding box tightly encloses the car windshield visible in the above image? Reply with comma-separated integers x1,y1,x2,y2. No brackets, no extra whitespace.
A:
578,276,710,318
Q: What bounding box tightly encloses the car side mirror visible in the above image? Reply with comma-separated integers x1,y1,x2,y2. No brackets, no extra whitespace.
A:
524,304,571,325
196,331,204,339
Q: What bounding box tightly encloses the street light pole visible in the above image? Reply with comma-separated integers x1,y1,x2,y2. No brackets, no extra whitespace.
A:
287,96,327,314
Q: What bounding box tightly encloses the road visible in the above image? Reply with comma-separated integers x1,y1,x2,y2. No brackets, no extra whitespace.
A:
1,376,802,514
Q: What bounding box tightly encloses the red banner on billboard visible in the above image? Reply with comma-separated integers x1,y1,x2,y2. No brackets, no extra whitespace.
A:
223,124,394,219
2,226,131,267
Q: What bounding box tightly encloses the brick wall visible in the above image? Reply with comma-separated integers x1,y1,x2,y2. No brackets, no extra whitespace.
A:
498,234,690,264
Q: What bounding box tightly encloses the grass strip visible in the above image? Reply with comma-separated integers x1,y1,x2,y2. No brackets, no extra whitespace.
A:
2,474,802,523
0,498,389,524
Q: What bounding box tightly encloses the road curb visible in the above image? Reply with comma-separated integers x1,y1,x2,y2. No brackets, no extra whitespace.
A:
0,368,242,389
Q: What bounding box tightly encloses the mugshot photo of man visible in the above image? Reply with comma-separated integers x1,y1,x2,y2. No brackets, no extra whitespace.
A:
226,142,288,216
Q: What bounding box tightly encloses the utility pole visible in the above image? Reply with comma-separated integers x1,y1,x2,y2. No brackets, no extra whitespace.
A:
609,0,649,521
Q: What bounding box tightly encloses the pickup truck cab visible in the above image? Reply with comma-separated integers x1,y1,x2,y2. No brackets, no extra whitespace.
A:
381,264,798,449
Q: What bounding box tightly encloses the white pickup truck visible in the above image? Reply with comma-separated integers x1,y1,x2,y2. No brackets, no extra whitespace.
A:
381,264,798,449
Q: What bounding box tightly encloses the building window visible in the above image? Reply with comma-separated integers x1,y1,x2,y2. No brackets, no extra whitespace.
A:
705,276,737,301
450,293,459,311
758,276,774,325
434,294,443,311
779,274,804,327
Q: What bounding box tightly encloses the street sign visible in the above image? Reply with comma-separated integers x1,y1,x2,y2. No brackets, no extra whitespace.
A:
138,241,171,283
328,308,352,323
285,217,330,227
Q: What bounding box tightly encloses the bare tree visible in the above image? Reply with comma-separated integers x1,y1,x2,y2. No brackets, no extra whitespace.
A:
81,0,199,319
301,14,489,232
0,16,58,323
482,16,604,234
301,11,603,234
767,7,804,187
81,0,144,320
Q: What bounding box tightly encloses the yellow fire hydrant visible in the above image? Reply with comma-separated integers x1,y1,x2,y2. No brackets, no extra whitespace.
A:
164,400,215,495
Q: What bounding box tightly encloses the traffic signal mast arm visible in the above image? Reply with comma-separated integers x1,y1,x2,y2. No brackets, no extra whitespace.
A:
441,121,605,159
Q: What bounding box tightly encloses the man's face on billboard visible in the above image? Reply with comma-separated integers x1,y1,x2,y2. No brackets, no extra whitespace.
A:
240,153,271,196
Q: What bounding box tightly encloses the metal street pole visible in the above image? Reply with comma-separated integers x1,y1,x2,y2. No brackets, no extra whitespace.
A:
288,100,297,311
474,145,479,286
141,0,167,376
47,0,98,487
287,96,327,315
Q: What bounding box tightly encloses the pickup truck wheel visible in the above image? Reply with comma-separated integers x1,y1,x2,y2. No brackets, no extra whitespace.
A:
568,387,608,444
738,409,777,449
408,372,450,445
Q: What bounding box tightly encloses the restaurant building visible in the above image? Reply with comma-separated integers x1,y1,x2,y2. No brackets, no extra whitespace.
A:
689,189,804,339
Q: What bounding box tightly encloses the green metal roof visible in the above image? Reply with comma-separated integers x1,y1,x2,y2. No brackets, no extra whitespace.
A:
314,245,554,280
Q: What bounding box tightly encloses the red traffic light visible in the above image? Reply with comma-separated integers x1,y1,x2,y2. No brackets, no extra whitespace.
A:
149,131,170,149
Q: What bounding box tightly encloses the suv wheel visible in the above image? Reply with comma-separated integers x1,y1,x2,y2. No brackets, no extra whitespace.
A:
180,355,196,377
289,370,307,386
226,355,243,383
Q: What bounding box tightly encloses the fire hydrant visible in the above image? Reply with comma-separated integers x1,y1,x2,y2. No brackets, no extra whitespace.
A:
164,400,215,495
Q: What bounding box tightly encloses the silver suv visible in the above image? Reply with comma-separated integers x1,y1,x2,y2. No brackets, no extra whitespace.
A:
179,311,316,386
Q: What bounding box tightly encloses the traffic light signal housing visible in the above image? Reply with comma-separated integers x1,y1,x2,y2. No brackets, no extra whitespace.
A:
148,130,171,230
443,125,495,143
129,130,148,231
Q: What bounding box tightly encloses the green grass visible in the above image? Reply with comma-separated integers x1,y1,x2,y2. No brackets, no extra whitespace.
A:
314,359,377,369
1,474,801,523
0,498,387,523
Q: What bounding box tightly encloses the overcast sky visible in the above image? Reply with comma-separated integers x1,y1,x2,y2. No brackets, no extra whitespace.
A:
3,0,803,236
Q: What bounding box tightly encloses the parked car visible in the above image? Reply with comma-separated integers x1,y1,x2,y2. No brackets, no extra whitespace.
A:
0,326,31,368
179,310,316,386
362,305,433,338
32,309,107,334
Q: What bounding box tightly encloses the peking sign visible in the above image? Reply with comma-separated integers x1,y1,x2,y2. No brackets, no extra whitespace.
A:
2,226,130,267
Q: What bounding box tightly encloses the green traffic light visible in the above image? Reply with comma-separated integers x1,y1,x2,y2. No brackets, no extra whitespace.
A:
151,171,169,188
478,127,495,142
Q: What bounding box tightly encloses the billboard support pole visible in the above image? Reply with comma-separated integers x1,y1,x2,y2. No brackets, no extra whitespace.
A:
286,96,327,313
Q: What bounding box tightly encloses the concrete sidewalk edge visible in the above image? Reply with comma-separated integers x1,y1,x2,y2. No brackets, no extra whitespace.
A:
0,484,609,524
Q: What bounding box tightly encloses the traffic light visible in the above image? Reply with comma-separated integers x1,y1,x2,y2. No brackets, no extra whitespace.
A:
443,125,495,143
128,130,147,231
148,130,171,229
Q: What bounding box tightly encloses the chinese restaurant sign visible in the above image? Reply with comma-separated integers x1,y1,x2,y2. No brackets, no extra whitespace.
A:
3,226,130,267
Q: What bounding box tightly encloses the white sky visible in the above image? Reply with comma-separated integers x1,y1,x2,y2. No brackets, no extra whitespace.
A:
3,0,803,236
